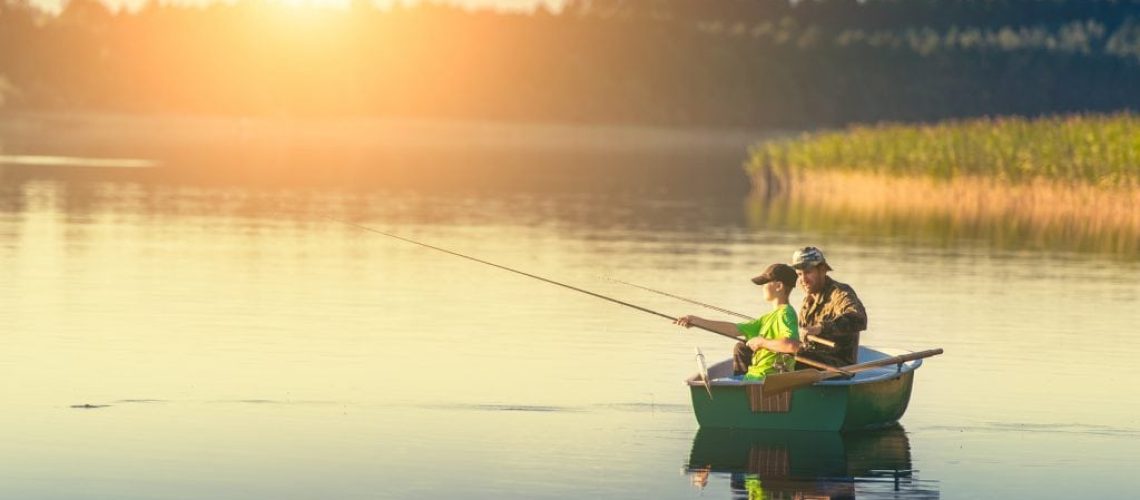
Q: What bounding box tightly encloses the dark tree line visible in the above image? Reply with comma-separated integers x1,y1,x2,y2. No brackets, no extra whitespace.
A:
2,0,1140,127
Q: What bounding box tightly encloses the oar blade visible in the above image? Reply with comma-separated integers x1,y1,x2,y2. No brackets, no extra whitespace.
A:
695,348,713,400
761,369,828,395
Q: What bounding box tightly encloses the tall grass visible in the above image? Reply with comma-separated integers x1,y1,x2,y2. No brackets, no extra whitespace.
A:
749,113,1140,188
745,113,1140,258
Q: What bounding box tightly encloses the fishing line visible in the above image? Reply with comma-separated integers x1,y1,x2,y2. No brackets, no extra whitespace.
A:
326,216,744,342
605,277,752,320
604,277,837,350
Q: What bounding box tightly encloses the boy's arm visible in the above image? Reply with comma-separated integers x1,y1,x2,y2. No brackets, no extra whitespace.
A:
746,308,801,354
674,315,744,339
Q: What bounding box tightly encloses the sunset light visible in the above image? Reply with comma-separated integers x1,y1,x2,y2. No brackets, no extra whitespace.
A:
26,0,559,15
2,0,1138,498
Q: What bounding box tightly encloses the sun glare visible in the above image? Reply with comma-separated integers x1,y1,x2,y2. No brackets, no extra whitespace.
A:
272,0,352,9
30,0,556,15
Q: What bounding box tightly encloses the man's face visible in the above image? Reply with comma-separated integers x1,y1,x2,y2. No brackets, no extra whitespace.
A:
797,266,827,295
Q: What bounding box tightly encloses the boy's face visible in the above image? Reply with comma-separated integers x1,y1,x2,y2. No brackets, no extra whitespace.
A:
762,281,784,302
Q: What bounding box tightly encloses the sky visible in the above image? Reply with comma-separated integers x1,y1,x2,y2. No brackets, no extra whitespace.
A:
30,0,565,15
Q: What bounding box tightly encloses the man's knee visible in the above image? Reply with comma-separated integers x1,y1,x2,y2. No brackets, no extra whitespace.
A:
733,342,751,357
732,342,753,375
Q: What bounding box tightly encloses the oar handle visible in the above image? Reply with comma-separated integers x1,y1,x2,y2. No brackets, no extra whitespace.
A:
803,335,835,348
793,355,852,375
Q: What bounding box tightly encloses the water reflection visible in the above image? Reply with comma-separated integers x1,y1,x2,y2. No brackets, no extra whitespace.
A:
0,176,754,243
747,192,1139,260
685,425,938,499
0,117,756,196
6,153,1135,261
4,123,1139,499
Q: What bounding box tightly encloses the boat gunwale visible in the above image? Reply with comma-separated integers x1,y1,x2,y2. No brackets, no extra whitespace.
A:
684,346,923,388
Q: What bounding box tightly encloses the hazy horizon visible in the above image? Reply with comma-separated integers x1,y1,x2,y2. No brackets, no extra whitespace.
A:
26,0,563,15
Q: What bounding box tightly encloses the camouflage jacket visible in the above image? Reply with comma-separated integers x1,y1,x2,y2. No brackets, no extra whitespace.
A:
799,277,868,367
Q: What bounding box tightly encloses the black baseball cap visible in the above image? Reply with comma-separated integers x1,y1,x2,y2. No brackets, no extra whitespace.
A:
751,263,798,289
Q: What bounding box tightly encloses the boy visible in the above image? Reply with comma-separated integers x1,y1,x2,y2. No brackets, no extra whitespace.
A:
675,263,801,380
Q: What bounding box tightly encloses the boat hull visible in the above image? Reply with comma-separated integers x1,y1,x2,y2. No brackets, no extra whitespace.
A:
687,347,919,431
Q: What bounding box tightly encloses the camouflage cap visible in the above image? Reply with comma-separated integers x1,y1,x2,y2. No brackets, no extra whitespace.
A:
792,246,833,271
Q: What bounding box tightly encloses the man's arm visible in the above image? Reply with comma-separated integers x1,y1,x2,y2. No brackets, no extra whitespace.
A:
820,288,867,337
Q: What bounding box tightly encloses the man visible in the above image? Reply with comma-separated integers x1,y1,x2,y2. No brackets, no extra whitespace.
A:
792,246,867,367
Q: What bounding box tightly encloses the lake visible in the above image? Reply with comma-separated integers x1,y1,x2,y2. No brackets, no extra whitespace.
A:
1,116,1138,499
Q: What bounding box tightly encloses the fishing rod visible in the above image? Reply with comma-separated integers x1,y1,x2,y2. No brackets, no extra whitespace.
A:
327,216,744,342
606,277,752,320
331,217,843,373
606,276,837,350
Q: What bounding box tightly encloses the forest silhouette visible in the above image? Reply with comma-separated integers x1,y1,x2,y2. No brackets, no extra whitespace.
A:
2,0,1140,127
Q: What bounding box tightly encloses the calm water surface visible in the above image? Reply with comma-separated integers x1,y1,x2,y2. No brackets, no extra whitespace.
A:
1,127,1138,499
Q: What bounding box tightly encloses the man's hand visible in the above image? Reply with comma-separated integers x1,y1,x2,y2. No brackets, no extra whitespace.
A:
802,324,822,336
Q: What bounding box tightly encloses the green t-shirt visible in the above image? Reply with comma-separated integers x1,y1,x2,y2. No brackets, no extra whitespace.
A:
736,304,799,380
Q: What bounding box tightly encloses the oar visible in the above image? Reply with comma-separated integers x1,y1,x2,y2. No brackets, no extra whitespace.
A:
793,355,853,376
762,348,944,395
695,348,713,399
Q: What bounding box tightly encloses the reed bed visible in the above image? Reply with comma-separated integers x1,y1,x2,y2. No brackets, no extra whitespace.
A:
748,170,1140,255
750,113,1140,188
746,113,1140,257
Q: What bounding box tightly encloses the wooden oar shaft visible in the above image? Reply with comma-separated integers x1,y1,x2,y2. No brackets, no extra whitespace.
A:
807,348,945,380
793,355,851,374
762,348,944,395
836,348,945,374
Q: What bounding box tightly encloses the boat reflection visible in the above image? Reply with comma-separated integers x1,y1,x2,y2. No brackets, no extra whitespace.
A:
685,425,938,499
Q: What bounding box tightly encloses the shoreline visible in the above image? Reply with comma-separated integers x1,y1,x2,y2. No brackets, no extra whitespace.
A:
0,110,772,193
748,169,1140,256
745,113,1140,256
0,110,782,155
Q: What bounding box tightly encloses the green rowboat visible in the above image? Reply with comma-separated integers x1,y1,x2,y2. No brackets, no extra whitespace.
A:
686,346,931,431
